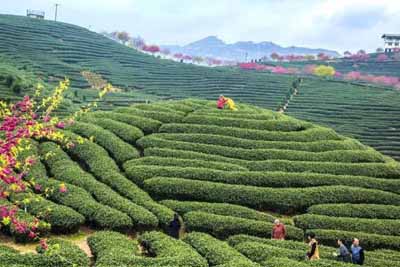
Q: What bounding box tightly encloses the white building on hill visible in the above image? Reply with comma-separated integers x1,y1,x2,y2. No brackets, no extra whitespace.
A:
26,9,45,19
382,34,400,53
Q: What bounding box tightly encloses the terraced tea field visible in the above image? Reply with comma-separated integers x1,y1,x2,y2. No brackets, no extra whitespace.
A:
286,78,400,160
2,99,400,266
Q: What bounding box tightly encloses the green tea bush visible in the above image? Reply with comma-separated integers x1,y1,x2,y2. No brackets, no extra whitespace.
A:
294,214,400,236
183,211,303,240
309,229,400,250
152,133,366,152
183,114,310,132
60,131,175,226
159,123,343,142
183,232,258,266
160,200,275,222
144,178,400,212
79,116,144,144
115,107,184,123
248,159,400,178
40,142,159,228
127,156,247,171
138,136,382,163
90,111,161,134
68,122,139,164
125,165,400,194
10,193,84,234
308,203,400,219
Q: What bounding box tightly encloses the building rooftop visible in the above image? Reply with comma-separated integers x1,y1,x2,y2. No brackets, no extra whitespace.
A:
382,34,400,39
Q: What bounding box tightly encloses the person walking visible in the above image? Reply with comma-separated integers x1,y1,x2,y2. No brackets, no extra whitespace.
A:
335,239,351,263
351,238,365,265
271,219,286,240
306,232,320,260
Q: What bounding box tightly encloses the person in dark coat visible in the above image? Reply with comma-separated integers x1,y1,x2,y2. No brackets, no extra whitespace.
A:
351,238,365,265
336,239,351,262
168,213,181,239
139,240,156,257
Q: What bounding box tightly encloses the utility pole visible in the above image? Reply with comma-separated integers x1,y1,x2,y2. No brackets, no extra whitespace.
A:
54,3,60,21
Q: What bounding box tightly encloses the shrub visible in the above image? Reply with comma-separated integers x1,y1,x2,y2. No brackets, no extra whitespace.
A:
160,200,275,222
125,165,400,194
134,103,187,115
40,142,159,228
0,198,50,243
309,229,400,250
67,122,139,164
36,238,90,267
89,111,161,134
10,193,84,234
151,133,366,152
248,159,400,178
60,131,175,226
138,136,383,163
308,204,400,219
79,116,144,144
183,232,258,266
182,114,310,132
34,176,133,231
115,107,184,123
144,147,247,166
234,241,305,263
294,214,400,236
144,178,400,213
159,124,343,142
314,65,336,77
126,156,247,171
183,211,303,240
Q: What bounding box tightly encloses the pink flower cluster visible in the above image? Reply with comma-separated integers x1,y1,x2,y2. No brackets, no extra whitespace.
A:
344,71,400,88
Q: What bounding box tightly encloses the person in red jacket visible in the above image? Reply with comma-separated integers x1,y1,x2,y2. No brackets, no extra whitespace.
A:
271,219,286,240
217,95,227,109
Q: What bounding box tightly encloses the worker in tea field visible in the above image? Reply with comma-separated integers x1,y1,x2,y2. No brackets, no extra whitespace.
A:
351,238,365,265
138,240,156,257
225,97,238,111
334,239,351,263
217,95,228,109
271,219,286,240
305,232,320,260
168,213,182,239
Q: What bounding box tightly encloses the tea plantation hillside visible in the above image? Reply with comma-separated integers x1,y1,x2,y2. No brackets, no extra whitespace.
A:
3,99,400,266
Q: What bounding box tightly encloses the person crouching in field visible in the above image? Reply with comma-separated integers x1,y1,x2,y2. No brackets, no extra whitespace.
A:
168,213,182,239
306,232,320,260
217,95,227,109
271,219,286,240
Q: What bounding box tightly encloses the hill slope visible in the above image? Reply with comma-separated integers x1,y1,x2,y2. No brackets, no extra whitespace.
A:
5,99,400,266
1,14,400,161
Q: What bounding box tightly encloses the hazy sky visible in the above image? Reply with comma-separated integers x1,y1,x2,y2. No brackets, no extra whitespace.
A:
2,0,400,53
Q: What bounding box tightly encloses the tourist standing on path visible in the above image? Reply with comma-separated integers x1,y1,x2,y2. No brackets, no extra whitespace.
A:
271,219,286,240
335,239,351,263
306,232,320,260
351,238,365,265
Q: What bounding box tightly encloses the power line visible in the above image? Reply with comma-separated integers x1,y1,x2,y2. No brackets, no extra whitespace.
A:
54,3,60,21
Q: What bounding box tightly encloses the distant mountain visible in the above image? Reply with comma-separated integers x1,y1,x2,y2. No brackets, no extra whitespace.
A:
161,36,340,61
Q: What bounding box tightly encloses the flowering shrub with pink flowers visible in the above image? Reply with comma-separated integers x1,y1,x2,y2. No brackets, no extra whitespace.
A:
0,79,111,241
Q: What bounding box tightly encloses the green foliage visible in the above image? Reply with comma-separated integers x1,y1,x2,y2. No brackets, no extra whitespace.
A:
79,116,144,144
159,123,343,142
10,193,84,234
144,177,400,213
40,142,158,229
183,211,303,240
160,200,275,222
138,135,384,163
307,204,400,219
294,214,400,236
68,122,139,164
183,232,259,266
115,107,185,123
